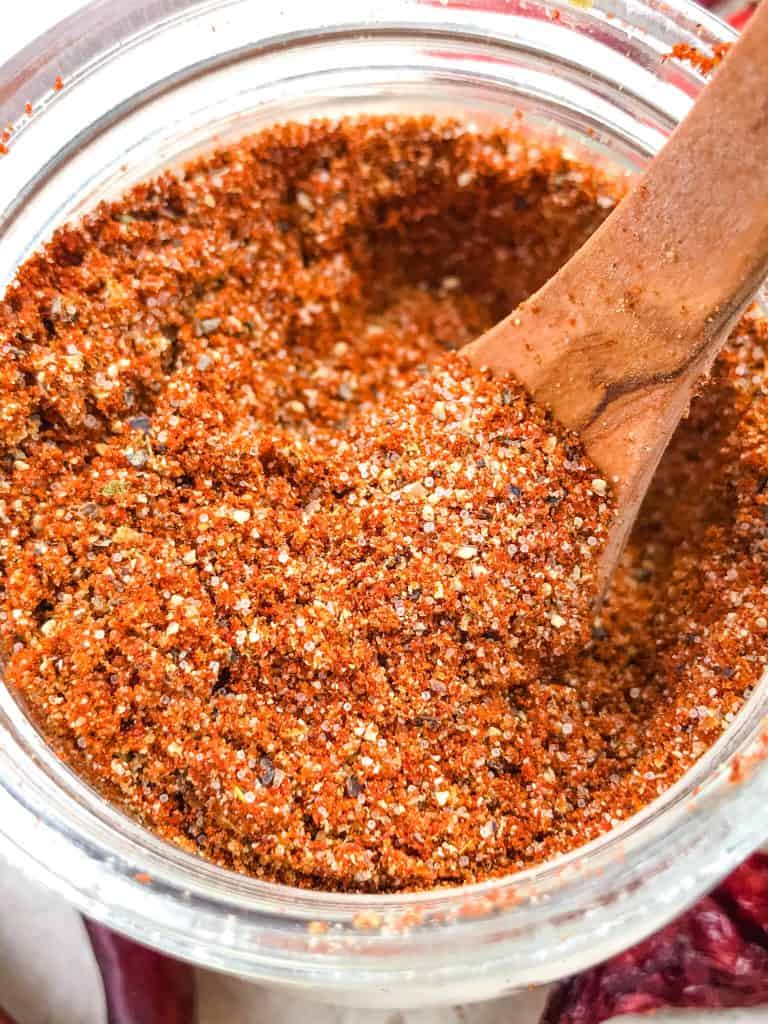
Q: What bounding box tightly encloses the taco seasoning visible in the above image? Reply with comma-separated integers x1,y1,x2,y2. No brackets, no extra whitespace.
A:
1,117,767,892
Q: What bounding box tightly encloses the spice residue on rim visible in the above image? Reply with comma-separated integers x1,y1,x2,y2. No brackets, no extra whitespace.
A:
0,117,766,892
665,41,732,75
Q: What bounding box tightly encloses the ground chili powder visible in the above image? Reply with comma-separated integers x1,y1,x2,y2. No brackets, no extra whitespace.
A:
0,117,766,892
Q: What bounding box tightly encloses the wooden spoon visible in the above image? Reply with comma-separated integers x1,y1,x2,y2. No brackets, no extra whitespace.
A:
464,4,768,589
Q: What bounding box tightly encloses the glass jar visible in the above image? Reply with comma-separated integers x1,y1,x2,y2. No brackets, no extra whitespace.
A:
0,0,764,1010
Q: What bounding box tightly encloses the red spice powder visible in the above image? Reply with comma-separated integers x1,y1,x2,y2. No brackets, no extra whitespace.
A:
0,117,765,892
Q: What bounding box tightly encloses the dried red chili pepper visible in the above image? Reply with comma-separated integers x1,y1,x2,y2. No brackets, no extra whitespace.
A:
541,853,768,1024
84,920,197,1024
729,3,758,29
715,854,768,939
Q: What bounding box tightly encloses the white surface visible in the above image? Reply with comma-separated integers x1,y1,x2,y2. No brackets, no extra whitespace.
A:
0,3,759,1023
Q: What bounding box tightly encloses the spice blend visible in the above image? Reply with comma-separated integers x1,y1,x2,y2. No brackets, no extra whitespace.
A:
1,117,766,892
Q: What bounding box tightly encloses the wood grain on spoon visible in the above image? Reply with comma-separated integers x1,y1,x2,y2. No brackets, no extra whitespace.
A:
464,4,768,587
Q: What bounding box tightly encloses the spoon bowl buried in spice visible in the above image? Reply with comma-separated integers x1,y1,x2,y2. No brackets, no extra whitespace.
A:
465,1,768,590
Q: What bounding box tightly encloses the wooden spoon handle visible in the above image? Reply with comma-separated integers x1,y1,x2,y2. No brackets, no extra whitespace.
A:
466,3,768,526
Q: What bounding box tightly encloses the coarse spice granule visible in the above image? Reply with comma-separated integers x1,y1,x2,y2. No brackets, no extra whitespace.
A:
0,116,766,892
